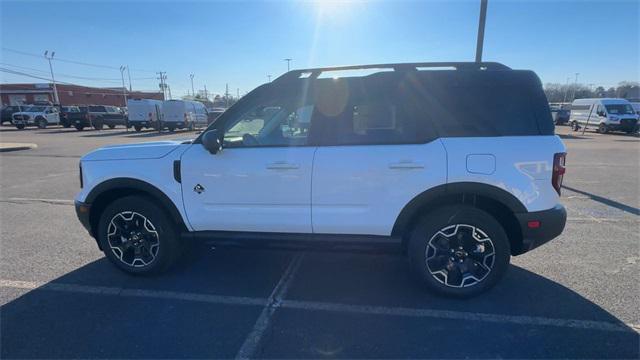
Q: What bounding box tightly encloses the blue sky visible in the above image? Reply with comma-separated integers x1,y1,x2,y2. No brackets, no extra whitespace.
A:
1,0,638,98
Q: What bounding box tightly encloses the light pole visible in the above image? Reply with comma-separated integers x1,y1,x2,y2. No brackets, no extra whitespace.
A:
119,66,128,107
190,74,195,97
267,75,272,82
126,65,132,92
571,72,579,101
44,51,60,105
284,58,292,72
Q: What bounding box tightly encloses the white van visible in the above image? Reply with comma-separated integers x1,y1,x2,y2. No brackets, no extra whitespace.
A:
569,98,639,134
127,99,163,132
162,100,208,131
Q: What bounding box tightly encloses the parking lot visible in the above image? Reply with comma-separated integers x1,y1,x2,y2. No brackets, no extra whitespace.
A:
0,124,638,358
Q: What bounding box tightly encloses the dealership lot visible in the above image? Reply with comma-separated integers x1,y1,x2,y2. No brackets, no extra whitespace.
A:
0,125,638,358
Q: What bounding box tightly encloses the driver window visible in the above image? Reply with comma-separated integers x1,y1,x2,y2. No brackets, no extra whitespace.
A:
223,103,313,147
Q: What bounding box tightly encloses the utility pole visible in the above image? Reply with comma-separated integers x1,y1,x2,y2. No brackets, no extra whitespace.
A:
225,83,229,108
126,65,132,92
189,74,195,97
167,85,172,100
44,50,60,105
237,88,239,100
119,66,128,107
571,72,579,101
157,72,167,100
475,0,488,63
204,85,208,101
284,58,292,72
267,75,272,82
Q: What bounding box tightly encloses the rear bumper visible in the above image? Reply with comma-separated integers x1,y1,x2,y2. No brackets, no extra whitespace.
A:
75,200,92,236
515,204,566,254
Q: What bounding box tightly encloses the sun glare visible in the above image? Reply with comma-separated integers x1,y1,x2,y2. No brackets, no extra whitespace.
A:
313,0,355,17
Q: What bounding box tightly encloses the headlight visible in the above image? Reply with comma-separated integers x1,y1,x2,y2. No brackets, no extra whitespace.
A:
609,116,619,121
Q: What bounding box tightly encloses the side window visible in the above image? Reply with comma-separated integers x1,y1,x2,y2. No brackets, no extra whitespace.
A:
223,102,312,148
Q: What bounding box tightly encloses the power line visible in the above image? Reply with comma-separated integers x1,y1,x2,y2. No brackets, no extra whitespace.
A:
1,47,156,73
0,63,156,82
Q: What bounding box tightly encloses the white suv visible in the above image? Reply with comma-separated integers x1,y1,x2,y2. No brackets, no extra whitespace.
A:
75,62,567,297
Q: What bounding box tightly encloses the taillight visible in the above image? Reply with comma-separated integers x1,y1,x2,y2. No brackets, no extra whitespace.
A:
552,152,566,195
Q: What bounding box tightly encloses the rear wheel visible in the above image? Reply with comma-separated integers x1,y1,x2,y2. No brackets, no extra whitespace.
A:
571,121,580,131
15,124,25,130
408,205,511,298
98,196,181,275
36,117,47,129
75,124,85,131
598,123,609,134
167,124,176,132
93,118,104,130
134,125,142,132
108,124,116,129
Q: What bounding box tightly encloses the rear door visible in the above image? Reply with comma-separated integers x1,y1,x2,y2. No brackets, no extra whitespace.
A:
309,77,447,236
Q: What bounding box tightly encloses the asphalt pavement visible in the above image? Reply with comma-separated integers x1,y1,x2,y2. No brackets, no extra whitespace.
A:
0,124,638,358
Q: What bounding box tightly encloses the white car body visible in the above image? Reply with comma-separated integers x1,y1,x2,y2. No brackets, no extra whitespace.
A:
127,99,163,129
569,98,639,132
12,105,60,127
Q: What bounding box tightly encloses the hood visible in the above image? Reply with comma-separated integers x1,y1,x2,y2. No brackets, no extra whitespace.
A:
82,139,191,161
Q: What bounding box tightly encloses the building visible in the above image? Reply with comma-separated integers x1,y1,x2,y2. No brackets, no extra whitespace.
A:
0,83,164,107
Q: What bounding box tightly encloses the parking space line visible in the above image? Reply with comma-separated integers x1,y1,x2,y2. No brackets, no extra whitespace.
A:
280,299,636,333
235,253,305,360
1,277,637,335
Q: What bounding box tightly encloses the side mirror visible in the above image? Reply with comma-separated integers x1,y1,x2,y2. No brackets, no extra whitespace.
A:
598,111,606,117
202,129,222,154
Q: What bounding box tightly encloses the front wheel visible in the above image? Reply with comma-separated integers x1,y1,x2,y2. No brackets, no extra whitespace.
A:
15,124,25,130
108,124,116,129
134,125,142,132
98,196,181,275
571,121,580,131
75,124,85,131
37,118,47,129
598,123,609,134
408,205,511,298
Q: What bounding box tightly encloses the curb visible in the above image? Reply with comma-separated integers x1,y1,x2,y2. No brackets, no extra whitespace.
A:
0,143,38,152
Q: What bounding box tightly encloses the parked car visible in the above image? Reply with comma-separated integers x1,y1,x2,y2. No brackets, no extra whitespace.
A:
1,105,28,125
59,106,86,128
162,100,208,131
206,107,226,125
550,107,570,125
75,62,567,298
127,99,163,132
569,98,639,134
73,105,128,131
630,101,640,115
12,105,60,129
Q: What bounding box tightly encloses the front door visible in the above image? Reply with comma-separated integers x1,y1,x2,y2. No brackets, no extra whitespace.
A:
181,93,316,233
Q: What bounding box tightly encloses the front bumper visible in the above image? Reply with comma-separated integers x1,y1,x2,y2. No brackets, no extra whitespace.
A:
608,119,638,132
515,204,566,254
75,200,92,236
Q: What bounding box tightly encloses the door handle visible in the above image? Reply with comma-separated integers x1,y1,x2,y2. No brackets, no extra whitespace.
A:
388,161,424,169
266,162,299,170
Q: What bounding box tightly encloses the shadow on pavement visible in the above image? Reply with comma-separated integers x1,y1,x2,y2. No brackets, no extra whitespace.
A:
80,130,131,138
563,185,640,216
1,245,638,358
558,133,590,140
123,130,199,138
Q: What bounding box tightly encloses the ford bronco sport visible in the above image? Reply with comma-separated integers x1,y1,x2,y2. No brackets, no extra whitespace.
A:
75,62,567,297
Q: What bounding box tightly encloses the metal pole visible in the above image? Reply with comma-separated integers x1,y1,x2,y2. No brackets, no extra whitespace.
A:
571,73,579,101
190,74,195,97
562,77,570,105
119,66,128,107
284,58,292,72
475,0,488,63
44,51,60,105
225,83,229,108
268,75,272,82
126,66,132,92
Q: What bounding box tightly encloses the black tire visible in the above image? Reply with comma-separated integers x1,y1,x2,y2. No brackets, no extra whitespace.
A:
15,124,25,130
93,118,104,130
571,121,580,131
598,123,608,134
408,205,511,298
108,124,116,129
97,196,181,275
167,124,176,132
134,125,142,132
36,117,47,129
75,124,85,131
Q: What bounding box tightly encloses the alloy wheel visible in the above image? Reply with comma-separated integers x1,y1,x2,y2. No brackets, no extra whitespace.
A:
107,211,160,267
425,224,496,288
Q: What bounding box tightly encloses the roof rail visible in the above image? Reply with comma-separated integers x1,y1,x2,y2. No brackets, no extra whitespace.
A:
274,62,510,82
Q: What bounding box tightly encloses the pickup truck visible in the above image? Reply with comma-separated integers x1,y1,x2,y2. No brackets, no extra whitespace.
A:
12,105,60,129
60,106,89,128
74,105,128,131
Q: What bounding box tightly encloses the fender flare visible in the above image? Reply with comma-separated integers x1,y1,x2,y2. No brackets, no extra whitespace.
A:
85,177,188,233
391,182,527,237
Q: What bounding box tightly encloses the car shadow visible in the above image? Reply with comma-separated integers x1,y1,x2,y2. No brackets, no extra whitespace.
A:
558,133,590,140
123,130,199,138
563,185,640,216
1,245,638,358
80,130,131,138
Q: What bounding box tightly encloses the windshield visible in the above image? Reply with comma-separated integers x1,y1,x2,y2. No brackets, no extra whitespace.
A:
25,106,46,112
605,104,635,115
